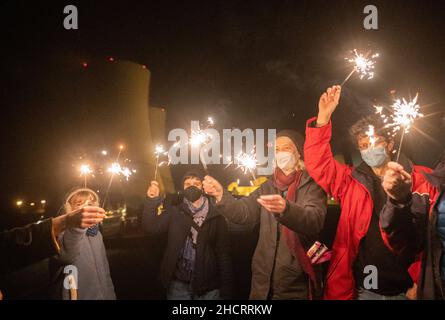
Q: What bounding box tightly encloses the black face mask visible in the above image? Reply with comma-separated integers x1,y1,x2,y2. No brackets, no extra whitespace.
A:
183,186,203,202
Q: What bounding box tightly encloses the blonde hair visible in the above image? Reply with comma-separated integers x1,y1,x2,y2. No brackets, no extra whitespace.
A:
296,158,306,171
64,188,99,213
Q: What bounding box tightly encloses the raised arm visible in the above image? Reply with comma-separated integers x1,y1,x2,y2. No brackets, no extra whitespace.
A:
304,85,352,200
140,181,170,236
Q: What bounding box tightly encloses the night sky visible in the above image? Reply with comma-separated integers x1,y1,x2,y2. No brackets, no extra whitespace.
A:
1,0,444,215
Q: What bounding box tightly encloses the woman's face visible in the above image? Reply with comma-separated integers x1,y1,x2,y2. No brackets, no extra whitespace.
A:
69,193,97,211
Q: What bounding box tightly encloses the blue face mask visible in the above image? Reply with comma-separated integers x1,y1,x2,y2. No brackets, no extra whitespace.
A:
360,146,388,168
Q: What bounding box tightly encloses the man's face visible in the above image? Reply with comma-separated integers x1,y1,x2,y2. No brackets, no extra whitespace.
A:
357,134,393,153
275,136,300,158
183,176,202,190
70,193,97,211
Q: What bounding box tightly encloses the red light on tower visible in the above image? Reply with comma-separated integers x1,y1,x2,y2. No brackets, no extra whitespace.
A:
82,62,88,68
108,57,115,62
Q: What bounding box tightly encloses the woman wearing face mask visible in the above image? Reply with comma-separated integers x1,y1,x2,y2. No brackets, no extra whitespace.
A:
203,131,327,300
141,169,232,300
304,85,430,300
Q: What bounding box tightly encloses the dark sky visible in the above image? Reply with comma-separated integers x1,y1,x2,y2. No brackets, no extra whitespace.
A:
1,0,444,211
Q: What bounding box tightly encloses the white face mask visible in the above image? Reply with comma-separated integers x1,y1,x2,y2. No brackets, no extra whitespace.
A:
275,151,297,172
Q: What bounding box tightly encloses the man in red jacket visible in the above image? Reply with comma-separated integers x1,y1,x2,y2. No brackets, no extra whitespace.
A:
304,85,429,300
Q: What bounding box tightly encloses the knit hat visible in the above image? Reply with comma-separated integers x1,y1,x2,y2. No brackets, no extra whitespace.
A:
181,168,205,187
277,129,305,159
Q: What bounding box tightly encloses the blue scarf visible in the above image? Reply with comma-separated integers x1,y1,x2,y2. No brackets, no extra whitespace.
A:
175,197,209,282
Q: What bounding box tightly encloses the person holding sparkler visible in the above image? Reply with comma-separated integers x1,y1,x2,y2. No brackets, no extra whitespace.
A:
0,201,106,275
141,169,232,300
304,85,431,300
203,131,327,300
49,188,116,300
380,152,445,300
0,199,106,300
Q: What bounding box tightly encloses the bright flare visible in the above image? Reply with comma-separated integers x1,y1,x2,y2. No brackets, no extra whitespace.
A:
385,94,423,134
80,164,93,176
346,49,379,80
365,125,377,147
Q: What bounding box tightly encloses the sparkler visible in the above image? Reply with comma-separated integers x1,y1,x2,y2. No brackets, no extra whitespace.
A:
341,49,379,86
102,144,129,208
189,116,216,173
365,125,377,148
384,94,423,162
79,164,93,188
154,143,168,180
226,148,259,181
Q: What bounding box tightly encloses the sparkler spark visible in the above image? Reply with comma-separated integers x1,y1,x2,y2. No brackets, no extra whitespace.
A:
226,148,258,180
153,143,169,180
79,164,93,188
188,116,216,172
107,162,133,181
190,129,213,148
380,94,424,162
365,125,377,148
80,164,93,176
385,94,423,134
342,49,379,85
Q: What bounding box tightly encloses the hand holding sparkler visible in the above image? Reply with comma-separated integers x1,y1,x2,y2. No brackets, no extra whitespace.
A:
65,206,106,230
53,206,106,237
317,85,342,127
203,175,224,202
147,181,160,198
382,162,412,204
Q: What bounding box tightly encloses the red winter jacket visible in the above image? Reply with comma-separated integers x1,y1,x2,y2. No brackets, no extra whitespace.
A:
304,117,430,300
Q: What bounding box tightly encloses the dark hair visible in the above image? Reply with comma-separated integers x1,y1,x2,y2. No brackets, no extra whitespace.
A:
349,114,393,147
181,168,204,185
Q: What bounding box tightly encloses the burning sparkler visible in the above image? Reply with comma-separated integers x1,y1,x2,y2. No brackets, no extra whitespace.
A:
365,125,377,148
226,148,259,181
102,144,132,208
154,143,168,180
341,49,380,86
79,164,93,188
384,94,423,162
189,116,216,173
375,94,423,162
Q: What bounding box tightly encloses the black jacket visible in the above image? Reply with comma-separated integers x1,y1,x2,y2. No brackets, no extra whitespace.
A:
141,196,232,299
380,156,445,299
0,218,59,274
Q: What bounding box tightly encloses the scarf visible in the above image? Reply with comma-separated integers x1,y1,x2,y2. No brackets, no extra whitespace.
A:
86,224,99,237
273,167,318,299
175,197,209,282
